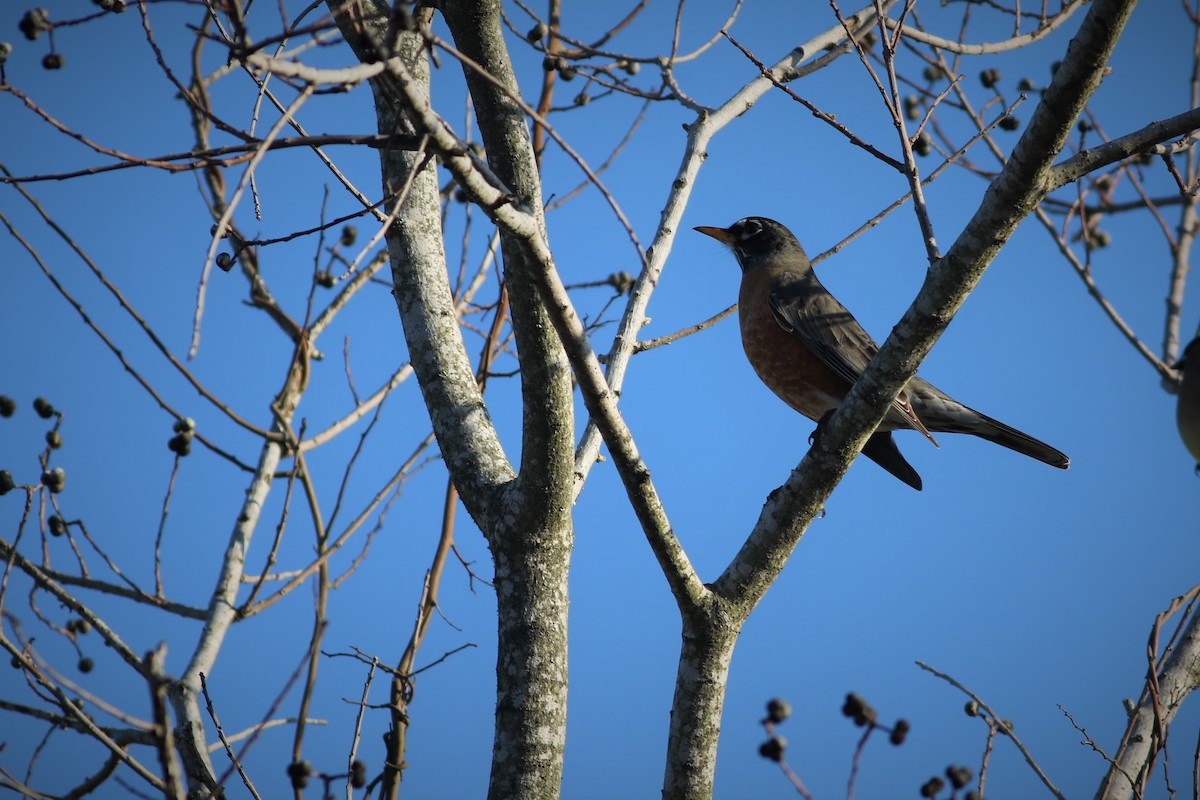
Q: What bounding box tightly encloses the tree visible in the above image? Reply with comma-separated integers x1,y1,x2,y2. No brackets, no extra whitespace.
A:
1,1,1197,798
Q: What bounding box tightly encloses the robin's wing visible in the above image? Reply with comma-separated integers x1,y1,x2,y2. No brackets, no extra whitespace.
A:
768,273,935,442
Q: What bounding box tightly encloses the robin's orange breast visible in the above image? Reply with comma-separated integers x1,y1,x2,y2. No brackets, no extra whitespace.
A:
738,267,851,422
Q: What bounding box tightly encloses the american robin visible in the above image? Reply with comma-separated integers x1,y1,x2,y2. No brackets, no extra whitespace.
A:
695,216,1070,490
1176,335,1200,470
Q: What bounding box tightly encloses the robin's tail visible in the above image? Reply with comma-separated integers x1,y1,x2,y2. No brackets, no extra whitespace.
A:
909,378,1070,470
958,409,1070,469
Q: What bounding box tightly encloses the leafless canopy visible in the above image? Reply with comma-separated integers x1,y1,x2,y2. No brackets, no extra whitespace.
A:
1,1,1198,799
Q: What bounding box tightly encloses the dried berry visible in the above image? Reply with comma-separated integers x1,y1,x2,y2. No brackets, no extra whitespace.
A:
167,434,192,456
765,697,791,723
33,397,55,418
920,776,945,798
914,131,932,157
904,95,921,121
41,467,66,492
607,272,634,294
42,52,64,70
526,22,547,43
0,470,13,495
842,692,876,727
0,396,15,417
19,9,50,41
48,515,67,536
979,68,1000,88
758,736,786,762
286,761,312,790
46,430,62,449
946,765,972,790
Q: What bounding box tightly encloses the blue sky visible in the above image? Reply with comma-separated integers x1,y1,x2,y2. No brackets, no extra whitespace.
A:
2,2,1198,799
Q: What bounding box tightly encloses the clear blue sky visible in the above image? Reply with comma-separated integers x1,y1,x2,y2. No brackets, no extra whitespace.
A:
1,2,1197,798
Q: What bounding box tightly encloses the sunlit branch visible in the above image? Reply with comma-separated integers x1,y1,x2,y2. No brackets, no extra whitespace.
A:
882,0,1088,55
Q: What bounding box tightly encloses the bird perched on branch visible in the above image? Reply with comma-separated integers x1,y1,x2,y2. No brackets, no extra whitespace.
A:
695,216,1069,490
1176,335,1200,471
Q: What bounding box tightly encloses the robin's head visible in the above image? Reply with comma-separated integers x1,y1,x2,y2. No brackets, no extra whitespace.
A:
694,216,809,272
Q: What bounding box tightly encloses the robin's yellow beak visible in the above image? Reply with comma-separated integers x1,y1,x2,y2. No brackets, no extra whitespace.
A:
694,225,735,244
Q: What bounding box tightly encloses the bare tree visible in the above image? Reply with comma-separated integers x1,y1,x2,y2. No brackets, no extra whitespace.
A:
1,1,1197,799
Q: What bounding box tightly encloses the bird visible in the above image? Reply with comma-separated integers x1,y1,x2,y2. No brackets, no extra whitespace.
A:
1176,335,1200,471
695,216,1069,490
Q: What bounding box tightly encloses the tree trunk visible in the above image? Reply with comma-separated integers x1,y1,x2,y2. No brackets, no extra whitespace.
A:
662,607,742,800
331,2,575,797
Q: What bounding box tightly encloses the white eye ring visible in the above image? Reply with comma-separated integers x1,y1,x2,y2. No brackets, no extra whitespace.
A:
737,218,762,239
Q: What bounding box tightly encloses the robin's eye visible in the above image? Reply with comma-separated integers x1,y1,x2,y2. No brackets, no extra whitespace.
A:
737,218,762,239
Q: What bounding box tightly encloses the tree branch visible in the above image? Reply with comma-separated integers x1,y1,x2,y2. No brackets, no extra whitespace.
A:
1096,589,1200,800
882,0,1088,55
328,0,515,518
1046,107,1200,192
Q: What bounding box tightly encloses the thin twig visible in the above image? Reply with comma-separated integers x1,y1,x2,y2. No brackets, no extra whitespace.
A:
1059,704,1141,798
200,672,262,800
631,304,737,355
917,661,1065,800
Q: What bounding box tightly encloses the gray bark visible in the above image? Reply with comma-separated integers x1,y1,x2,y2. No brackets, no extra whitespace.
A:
1095,605,1200,800
332,2,574,797
169,364,303,796
438,4,575,796
662,603,743,800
